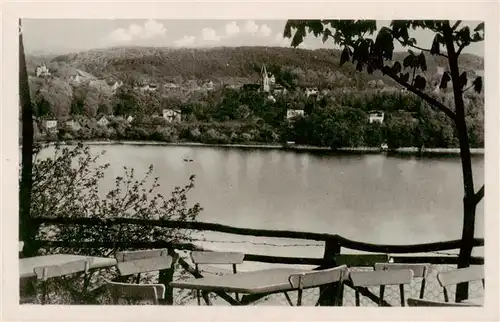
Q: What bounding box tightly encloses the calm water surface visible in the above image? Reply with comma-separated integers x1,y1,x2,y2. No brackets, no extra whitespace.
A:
40,145,485,269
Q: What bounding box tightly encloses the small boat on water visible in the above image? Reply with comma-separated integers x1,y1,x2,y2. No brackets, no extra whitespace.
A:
183,156,194,162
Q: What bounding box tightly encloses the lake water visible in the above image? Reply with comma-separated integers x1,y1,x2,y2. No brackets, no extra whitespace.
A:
39,145,485,270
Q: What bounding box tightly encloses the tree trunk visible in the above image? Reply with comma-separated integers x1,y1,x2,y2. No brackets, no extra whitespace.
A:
19,20,37,257
443,22,476,302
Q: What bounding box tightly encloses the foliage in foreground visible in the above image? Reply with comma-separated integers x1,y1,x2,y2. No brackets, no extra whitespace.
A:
27,142,203,304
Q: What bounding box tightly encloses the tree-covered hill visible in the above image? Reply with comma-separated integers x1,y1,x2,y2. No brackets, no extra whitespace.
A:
44,46,483,88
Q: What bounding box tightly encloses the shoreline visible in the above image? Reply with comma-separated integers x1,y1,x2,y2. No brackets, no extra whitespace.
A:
39,140,485,156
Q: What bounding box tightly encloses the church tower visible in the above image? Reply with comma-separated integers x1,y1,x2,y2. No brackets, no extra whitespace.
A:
261,64,270,93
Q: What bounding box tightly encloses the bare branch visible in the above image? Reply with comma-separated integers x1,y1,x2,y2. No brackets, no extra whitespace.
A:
474,185,484,205
382,67,456,120
461,83,474,94
456,43,467,56
393,35,448,58
451,20,462,31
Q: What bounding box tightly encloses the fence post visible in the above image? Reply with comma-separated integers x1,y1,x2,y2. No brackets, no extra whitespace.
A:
318,238,342,306
158,248,178,305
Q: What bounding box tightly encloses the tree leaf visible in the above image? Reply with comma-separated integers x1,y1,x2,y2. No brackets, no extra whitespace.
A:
283,21,294,38
340,47,350,66
414,75,426,90
473,76,482,93
472,32,483,42
400,72,410,83
392,61,402,74
322,28,332,43
458,26,471,45
403,54,414,68
439,72,451,89
430,34,441,55
459,71,467,89
418,52,427,71
356,61,363,72
291,26,306,47
474,22,484,32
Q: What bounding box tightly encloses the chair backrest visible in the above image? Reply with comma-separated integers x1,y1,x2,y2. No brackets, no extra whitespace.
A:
115,249,168,262
374,263,430,278
350,269,414,287
34,259,90,281
335,254,390,267
437,265,484,288
116,256,173,276
407,297,481,307
106,280,166,304
190,251,244,265
289,265,348,290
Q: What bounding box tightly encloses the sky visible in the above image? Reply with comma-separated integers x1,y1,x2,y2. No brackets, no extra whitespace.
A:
22,19,484,57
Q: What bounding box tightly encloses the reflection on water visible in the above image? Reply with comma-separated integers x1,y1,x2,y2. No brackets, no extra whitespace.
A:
37,145,485,263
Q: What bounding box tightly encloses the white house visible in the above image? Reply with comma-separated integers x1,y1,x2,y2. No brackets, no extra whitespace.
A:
97,116,110,127
305,87,319,97
368,111,385,124
65,120,81,131
203,80,214,90
287,109,305,120
273,85,287,95
164,82,178,89
111,81,124,93
45,120,58,132
126,115,134,123
36,64,51,77
162,109,182,122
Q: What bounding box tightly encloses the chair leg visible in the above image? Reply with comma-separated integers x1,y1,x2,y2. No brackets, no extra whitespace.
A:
232,265,239,302
399,284,405,307
283,292,294,306
297,289,303,306
196,290,201,306
443,288,449,302
419,278,426,299
41,281,48,305
355,290,360,306
379,285,385,307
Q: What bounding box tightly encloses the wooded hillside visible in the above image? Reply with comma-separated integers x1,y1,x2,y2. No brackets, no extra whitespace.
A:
33,46,483,88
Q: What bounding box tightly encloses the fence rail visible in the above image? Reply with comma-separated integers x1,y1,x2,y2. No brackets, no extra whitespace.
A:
32,216,484,253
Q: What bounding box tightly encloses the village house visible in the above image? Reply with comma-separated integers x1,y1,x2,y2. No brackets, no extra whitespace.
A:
286,109,305,120
65,120,82,132
273,85,287,95
162,109,182,122
35,64,51,77
69,69,97,85
164,82,178,89
139,84,158,92
305,87,319,97
126,115,134,123
368,111,385,124
110,80,124,93
97,116,110,127
202,80,215,90
45,120,58,133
